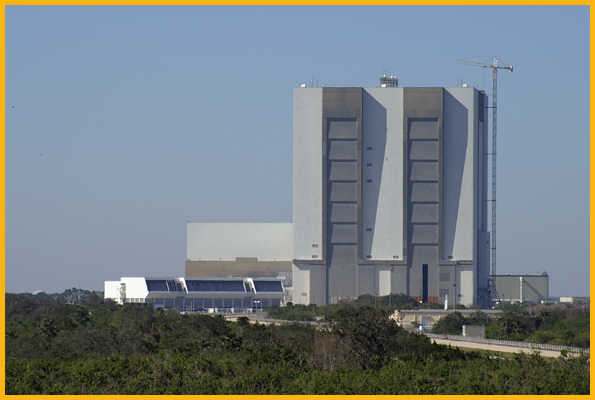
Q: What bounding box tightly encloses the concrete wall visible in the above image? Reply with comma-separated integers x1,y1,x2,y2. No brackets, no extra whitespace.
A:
104,281,121,303
492,275,549,303
441,88,488,306
292,264,326,305
323,87,362,303
357,265,376,296
289,86,485,306
186,260,291,278
291,265,310,304
120,277,149,300
391,266,408,295
187,223,293,261
362,88,404,260
309,266,326,306
404,87,443,302
293,88,323,261
443,88,475,262
378,267,392,296
459,268,474,305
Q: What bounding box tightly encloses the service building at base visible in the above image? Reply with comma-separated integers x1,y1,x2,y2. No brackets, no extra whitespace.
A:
185,85,491,307
104,277,285,312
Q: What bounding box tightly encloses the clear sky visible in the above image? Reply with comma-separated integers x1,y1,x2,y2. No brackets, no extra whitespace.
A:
6,6,589,297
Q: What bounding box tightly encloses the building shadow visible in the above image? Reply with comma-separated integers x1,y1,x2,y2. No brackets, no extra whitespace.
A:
362,92,387,259
442,91,468,259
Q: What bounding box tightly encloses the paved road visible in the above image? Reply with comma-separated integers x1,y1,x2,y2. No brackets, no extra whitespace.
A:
224,314,586,358
430,338,575,358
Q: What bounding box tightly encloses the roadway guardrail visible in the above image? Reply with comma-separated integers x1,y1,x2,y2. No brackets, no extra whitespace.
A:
425,333,589,354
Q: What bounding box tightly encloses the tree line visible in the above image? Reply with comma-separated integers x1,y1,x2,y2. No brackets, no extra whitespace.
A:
267,295,589,348
430,303,589,348
5,292,589,394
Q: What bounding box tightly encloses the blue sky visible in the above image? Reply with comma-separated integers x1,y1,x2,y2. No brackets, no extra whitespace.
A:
6,6,589,297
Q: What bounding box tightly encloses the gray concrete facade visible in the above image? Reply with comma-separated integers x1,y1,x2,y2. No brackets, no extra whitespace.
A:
324,88,363,303
184,84,489,308
491,274,549,303
293,86,489,306
185,259,291,279
404,87,443,303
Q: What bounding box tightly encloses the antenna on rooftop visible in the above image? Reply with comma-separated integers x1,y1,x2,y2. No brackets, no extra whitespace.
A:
457,56,513,304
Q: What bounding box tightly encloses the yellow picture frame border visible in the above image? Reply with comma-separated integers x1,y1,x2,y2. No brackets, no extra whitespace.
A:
0,3,591,399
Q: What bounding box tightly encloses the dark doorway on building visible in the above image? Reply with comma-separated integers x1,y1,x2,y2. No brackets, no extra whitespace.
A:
422,264,428,303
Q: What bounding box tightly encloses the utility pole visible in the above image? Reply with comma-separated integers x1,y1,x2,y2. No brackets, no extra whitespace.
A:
457,56,513,304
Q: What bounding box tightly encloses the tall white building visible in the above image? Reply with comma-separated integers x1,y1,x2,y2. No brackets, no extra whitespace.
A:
185,83,490,307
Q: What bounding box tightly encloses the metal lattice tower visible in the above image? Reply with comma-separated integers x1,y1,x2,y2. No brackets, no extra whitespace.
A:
457,56,513,302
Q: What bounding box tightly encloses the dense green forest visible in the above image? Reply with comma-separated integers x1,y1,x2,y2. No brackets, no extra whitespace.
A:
430,303,589,348
266,293,443,321
6,292,589,394
267,295,589,348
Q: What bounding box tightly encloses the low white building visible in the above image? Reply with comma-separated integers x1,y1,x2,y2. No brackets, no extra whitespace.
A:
104,277,285,312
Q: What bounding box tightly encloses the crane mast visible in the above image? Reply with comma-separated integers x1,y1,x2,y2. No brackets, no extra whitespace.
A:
457,56,513,304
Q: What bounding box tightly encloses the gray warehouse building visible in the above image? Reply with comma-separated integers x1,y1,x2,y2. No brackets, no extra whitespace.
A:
186,82,491,307
490,274,549,303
